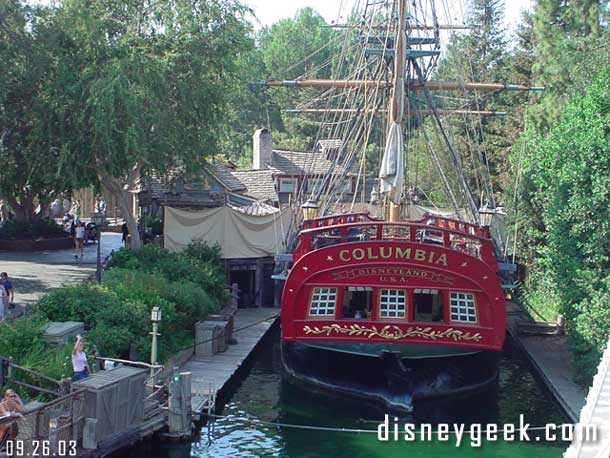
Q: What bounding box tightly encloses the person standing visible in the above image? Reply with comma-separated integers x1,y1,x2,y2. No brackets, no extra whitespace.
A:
121,222,129,247
0,283,6,322
0,273,14,315
71,200,81,220
74,222,85,258
71,335,90,381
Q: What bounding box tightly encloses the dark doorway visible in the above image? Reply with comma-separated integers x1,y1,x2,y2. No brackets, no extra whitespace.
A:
230,270,255,308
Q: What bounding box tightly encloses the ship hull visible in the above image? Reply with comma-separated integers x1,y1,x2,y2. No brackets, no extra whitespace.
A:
281,340,499,412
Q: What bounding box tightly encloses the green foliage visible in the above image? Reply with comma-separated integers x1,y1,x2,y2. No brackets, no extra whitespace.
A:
0,317,77,400
34,241,224,361
108,243,226,303
530,0,609,132
516,67,610,385
0,218,66,240
0,2,77,222
142,215,162,235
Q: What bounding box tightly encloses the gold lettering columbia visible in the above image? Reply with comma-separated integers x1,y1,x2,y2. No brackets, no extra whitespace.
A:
337,247,449,267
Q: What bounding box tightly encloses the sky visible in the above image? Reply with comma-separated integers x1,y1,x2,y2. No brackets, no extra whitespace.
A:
243,0,534,32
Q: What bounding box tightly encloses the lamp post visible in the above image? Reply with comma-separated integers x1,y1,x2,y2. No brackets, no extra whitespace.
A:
90,212,105,283
150,306,162,383
478,201,496,228
301,199,319,221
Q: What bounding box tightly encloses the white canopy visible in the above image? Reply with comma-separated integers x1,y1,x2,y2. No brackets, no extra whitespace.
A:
164,206,293,258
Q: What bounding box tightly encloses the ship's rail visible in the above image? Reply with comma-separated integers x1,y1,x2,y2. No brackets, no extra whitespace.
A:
302,212,378,230
294,220,495,267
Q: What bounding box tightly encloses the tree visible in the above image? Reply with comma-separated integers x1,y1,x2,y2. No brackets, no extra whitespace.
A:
257,8,340,151
430,0,511,206
0,2,75,222
530,0,609,132
52,0,254,248
518,67,610,384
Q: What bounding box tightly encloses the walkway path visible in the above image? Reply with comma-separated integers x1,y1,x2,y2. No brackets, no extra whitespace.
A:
0,233,124,308
181,308,279,418
564,335,610,458
506,301,586,423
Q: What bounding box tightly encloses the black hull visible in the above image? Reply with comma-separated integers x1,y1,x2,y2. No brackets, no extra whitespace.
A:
281,340,499,413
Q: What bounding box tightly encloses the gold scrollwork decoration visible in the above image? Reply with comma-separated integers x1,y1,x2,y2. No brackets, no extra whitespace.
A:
302,324,482,342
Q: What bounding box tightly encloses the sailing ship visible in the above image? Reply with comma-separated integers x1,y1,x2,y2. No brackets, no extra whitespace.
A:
258,0,542,411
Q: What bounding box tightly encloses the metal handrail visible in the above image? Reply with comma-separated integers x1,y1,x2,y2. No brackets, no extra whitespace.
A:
300,220,490,241
94,356,163,369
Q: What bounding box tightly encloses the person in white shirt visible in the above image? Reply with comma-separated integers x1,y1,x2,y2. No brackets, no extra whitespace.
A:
71,335,90,381
74,222,85,258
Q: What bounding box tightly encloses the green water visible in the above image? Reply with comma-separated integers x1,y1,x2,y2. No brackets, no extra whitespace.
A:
130,330,568,458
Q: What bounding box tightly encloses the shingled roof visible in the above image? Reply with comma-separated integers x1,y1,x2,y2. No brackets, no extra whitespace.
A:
209,162,246,193
230,169,278,202
271,150,357,176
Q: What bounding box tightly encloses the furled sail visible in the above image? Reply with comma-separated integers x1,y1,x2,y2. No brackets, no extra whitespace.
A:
379,9,406,206
379,121,404,204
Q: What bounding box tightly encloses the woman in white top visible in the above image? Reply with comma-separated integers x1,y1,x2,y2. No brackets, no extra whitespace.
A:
72,335,90,381
74,222,85,259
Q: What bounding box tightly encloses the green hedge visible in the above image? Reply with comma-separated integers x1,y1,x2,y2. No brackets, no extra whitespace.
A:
0,218,66,240
34,241,224,362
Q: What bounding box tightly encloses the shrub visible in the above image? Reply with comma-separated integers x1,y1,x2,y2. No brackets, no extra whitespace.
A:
0,218,66,240
35,283,120,329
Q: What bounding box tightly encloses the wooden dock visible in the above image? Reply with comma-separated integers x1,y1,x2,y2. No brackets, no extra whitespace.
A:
180,307,279,417
505,301,586,422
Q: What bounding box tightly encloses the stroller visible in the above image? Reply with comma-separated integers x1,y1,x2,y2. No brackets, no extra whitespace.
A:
85,222,98,244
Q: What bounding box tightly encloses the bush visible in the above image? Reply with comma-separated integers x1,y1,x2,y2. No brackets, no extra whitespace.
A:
0,218,66,240
35,283,120,329
107,243,226,303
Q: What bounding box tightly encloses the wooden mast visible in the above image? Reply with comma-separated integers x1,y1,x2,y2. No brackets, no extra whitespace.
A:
386,0,407,222
254,79,545,91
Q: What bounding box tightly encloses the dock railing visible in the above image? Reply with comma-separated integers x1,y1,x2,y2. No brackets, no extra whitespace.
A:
0,389,84,455
93,356,166,405
1,357,71,398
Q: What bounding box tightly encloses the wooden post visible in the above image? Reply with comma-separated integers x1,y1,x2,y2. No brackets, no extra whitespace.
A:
255,258,264,307
166,368,192,440
180,372,192,434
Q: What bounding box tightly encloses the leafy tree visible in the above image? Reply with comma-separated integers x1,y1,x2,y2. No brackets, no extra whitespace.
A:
258,8,340,151
530,0,609,132
430,0,511,207
0,2,76,222
518,67,610,384
52,0,254,248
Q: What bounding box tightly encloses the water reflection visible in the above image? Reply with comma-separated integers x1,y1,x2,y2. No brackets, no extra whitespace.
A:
128,333,568,458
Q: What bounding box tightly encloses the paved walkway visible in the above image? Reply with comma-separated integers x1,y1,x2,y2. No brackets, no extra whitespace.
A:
181,308,279,418
0,233,124,307
506,301,586,423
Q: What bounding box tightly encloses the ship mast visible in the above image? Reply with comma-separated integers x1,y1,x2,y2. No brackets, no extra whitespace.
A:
379,0,407,222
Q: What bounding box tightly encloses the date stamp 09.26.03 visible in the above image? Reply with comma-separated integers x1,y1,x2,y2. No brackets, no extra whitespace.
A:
4,440,77,457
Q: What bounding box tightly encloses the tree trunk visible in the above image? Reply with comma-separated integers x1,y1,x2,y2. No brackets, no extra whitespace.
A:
6,192,36,223
98,172,143,250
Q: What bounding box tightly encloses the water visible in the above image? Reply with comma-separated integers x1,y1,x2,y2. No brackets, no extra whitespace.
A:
130,328,568,458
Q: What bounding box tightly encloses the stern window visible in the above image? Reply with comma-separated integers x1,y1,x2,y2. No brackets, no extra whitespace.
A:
341,287,373,319
414,289,444,322
309,287,337,316
379,289,407,319
449,292,477,323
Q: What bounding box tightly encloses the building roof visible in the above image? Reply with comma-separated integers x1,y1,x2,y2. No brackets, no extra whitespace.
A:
229,201,280,216
209,162,246,193
230,169,278,202
143,168,183,199
271,150,357,176
316,139,344,151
